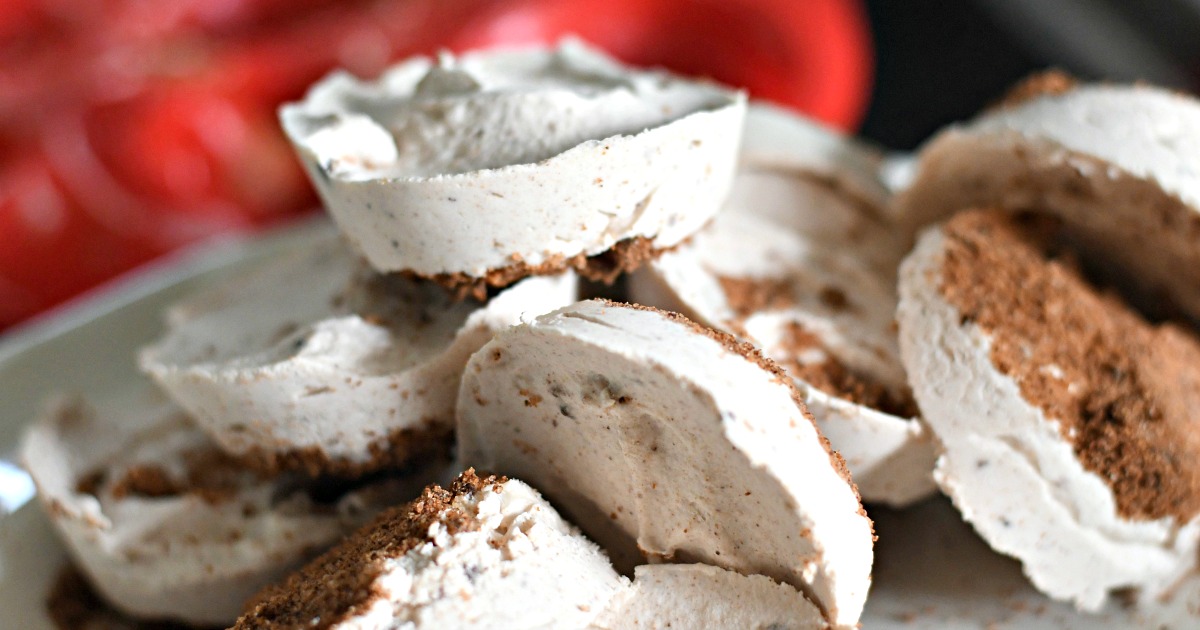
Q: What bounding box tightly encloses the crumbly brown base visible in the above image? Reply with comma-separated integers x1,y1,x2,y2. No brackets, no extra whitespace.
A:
774,322,919,419
413,236,669,301
75,445,274,506
238,425,453,479
938,209,1200,522
75,430,448,501
716,276,800,319
47,564,212,630
715,275,918,418
234,470,503,630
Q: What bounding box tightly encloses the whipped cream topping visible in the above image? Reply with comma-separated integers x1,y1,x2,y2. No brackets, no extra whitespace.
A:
458,299,874,627
280,40,745,279
294,43,730,179
139,229,576,474
592,564,827,629
897,219,1200,611
237,472,627,629
630,105,934,506
20,394,442,626
897,83,1200,322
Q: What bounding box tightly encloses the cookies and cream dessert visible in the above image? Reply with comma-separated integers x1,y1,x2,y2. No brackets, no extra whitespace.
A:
235,470,627,630
21,393,446,626
458,299,874,628
139,230,576,476
631,105,934,507
279,40,745,296
897,209,1200,610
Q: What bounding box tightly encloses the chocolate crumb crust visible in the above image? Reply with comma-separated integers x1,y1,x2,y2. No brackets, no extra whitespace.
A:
47,564,213,630
76,446,273,506
234,469,504,630
938,209,1200,522
776,323,919,419
717,276,799,318
338,265,476,324
716,276,917,418
593,300,869,521
413,235,667,301
237,426,452,479
75,438,442,510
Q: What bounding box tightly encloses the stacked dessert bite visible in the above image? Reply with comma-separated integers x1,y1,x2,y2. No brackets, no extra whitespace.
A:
279,39,745,297
138,234,577,476
894,74,1200,611
19,39,1200,629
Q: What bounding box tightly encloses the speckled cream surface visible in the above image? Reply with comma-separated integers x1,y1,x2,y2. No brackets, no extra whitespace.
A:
592,564,826,629
20,393,444,626
631,106,934,507
280,40,745,280
325,477,626,630
139,231,576,474
458,299,873,628
897,83,1200,321
897,225,1200,611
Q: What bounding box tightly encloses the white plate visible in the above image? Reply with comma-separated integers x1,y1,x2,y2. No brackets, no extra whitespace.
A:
0,218,1196,628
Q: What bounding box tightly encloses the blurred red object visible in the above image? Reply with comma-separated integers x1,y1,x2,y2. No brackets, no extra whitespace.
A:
450,0,873,131
0,0,872,331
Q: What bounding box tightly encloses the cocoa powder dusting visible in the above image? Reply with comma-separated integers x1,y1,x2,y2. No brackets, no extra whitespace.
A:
238,426,451,479
938,209,1200,521
234,470,503,629
717,276,797,318
776,322,919,418
716,276,914,417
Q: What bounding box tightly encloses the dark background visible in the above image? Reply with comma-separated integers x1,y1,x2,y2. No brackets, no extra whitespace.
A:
860,0,1200,149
